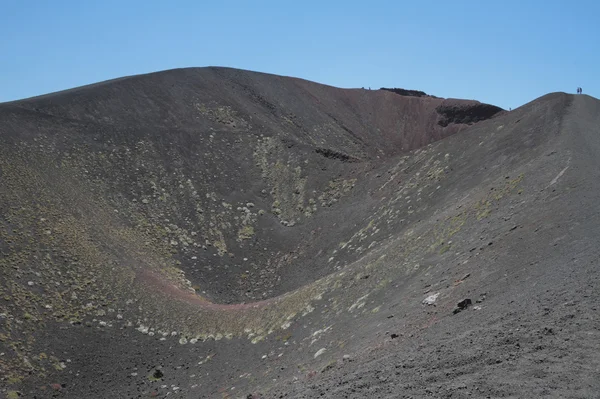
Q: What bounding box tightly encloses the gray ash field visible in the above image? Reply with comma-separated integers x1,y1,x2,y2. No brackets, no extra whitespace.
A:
0,67,599,398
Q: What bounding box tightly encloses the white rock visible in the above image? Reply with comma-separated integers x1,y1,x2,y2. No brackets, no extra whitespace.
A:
314,348,327,358
423,293,440,305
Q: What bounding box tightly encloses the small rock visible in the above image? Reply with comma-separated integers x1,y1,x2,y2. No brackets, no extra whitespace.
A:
422,293,439,305
543,327,555,335
314,348,326,358
453,298,472,314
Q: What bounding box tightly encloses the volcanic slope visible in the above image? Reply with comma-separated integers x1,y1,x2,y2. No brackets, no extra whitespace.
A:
0,68,597,398
0,67,503,306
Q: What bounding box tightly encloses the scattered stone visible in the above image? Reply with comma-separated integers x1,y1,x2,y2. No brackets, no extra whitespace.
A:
423,292,439,305
475,293,488,303
314,348,326,358
152,369,164,380
453,298,472,314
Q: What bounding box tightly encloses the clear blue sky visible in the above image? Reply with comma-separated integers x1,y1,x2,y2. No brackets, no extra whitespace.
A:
1,1,598,109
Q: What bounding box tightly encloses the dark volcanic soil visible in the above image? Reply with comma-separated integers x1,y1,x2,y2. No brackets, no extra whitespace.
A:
0,67,502,306
1,68,599,399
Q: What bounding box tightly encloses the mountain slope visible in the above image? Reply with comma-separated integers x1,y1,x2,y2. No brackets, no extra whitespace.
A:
268,93,600,398
2,69,599,398
0,67,503,305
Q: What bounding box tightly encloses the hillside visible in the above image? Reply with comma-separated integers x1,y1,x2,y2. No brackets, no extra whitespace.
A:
0,67,503,306
1,68,599,398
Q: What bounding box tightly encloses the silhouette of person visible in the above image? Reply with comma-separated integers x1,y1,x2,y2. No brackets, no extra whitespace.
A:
580,87,583,94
